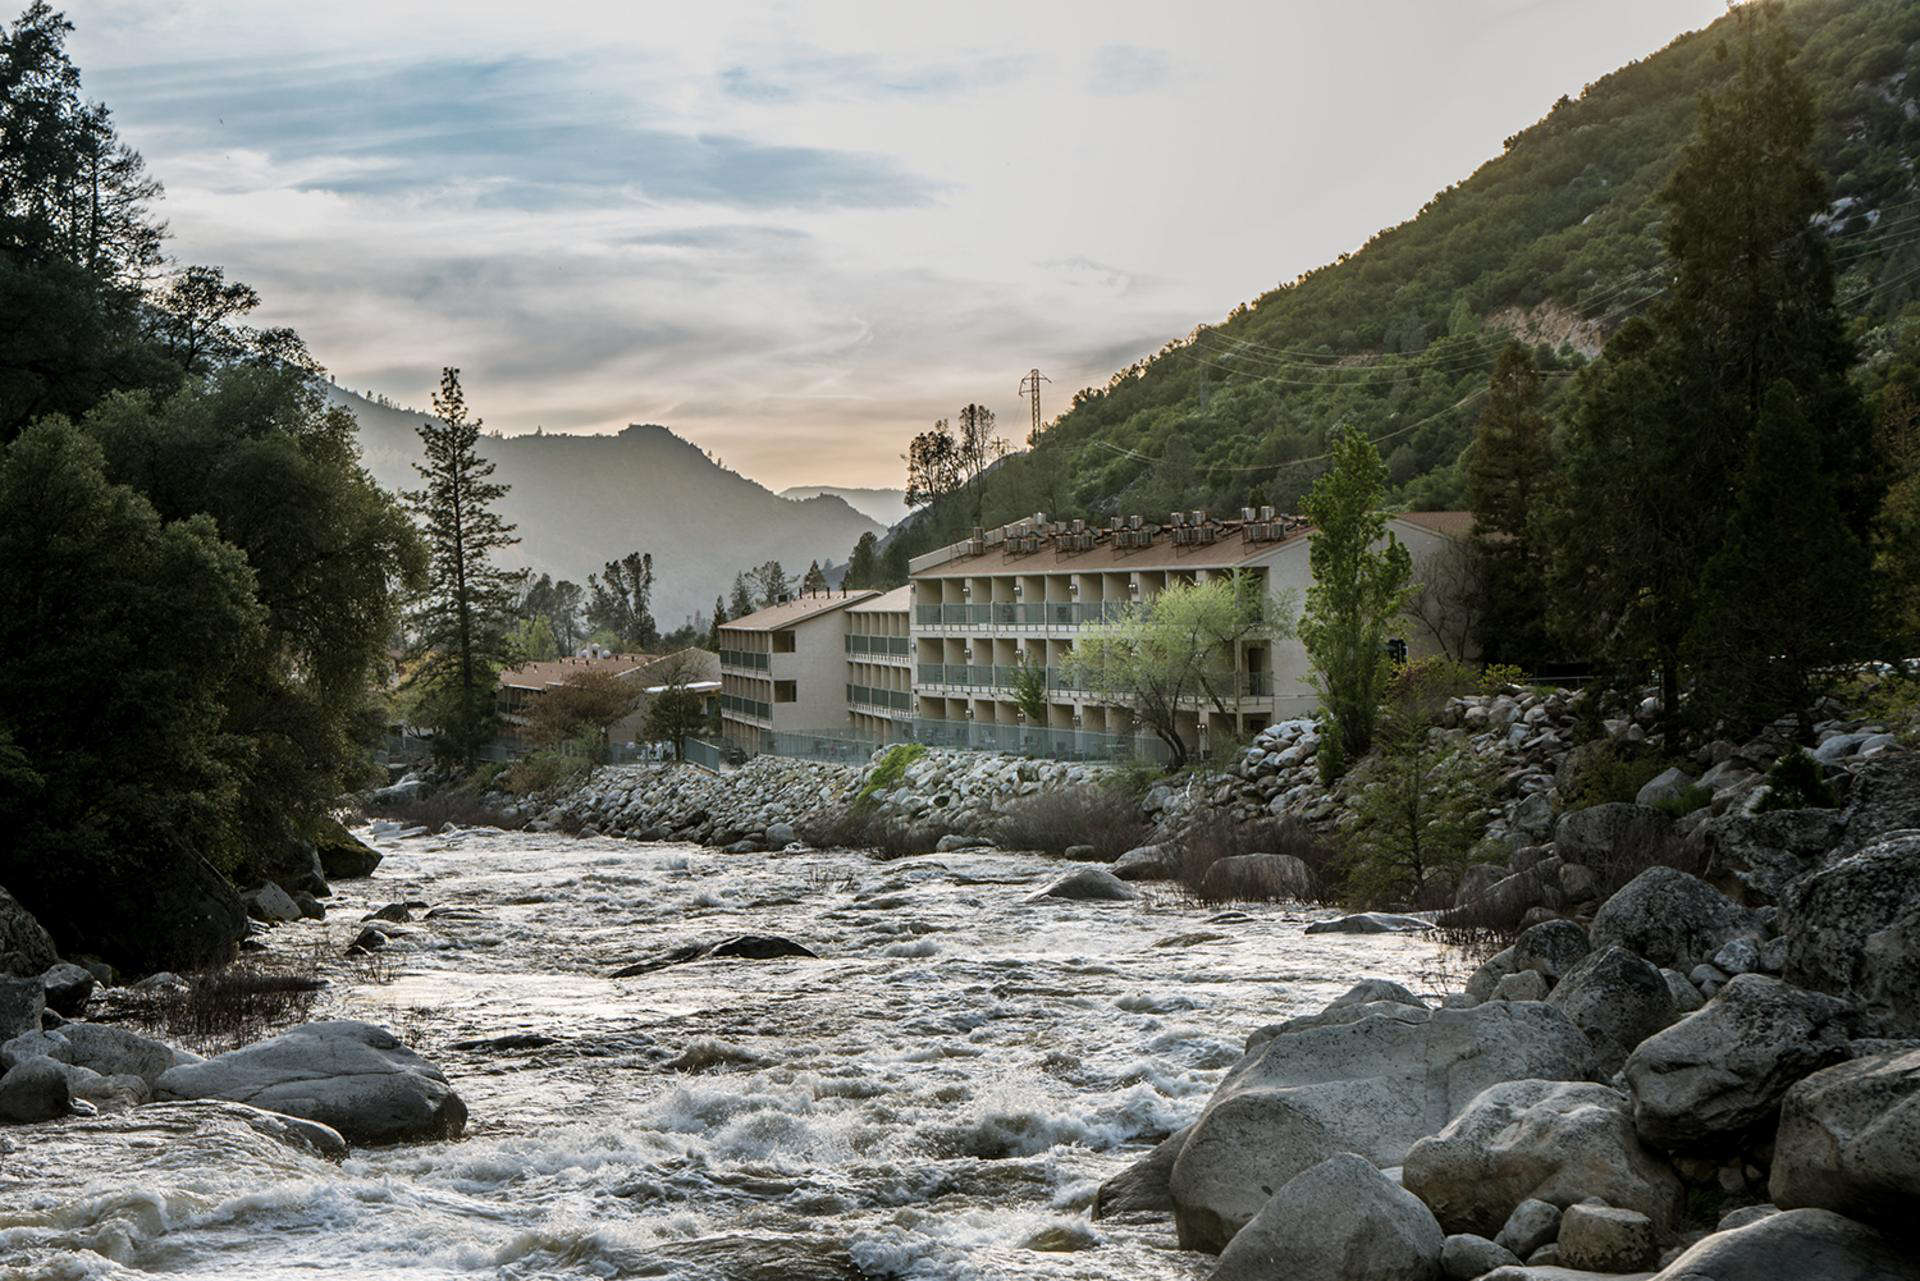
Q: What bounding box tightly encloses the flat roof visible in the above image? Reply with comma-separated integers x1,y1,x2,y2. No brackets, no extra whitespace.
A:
847,584,912,613
1394,510,1475,539
721,590,878,632
913,524,1307,578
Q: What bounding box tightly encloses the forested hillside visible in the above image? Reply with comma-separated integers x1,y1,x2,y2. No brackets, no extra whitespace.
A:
890,0,1920,559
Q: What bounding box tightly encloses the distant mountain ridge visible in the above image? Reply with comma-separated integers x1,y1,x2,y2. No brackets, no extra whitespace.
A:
328,384,883,626
777,485,911,529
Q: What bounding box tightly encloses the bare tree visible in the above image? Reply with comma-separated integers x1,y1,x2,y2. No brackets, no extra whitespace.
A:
1407,538,1485,664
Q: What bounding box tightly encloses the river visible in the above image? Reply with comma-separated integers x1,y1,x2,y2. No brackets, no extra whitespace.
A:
1,824,1446,1280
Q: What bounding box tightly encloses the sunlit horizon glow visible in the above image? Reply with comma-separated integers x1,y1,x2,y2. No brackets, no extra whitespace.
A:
69,0,1726,489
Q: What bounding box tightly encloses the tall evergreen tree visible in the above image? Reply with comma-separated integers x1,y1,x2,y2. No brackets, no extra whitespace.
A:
403,368,517,764
880,536,912,588
749,559,792,608
729,571,756,619
1551,6,1871,727
1466,343,1555,666
843,531,880,589
1300,426,1412,766
709,595,728,649
801,559,827,595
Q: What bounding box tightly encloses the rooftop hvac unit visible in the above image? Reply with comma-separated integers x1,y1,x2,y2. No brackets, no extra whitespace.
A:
1192,509,1206,525
1109,516,1123,531
1260,505,1275,521
1128,514,1143,530
1241,507,1257,522
1198,526,1218,544
969,538,986,556
1071,518,1085,534
1033,512,1048,526
1169,510,1186,527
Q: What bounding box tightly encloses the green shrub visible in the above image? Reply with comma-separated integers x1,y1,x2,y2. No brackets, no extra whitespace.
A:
1653,782,1714,819
1757,750,1837,811
852,743,926,811
1561,742,1669,810
503,748,592,797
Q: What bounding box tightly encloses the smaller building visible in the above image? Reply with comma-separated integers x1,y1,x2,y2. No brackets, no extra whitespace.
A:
717,591,879,752
496,647,719,755
845,585,913,743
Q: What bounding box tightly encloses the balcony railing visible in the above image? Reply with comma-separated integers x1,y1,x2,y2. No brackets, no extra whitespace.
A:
913,601,1132,629
718,648,770,672
720,693,772,721
847,684,914,712
909,663,1272,699
845,635,913,658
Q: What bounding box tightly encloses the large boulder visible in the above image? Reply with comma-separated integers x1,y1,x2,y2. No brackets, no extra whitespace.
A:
1558,1203,1657,1273
1699,808,1845,907
1622,974,1851,1153
1112,843,1179,881
1027,867,1135,903
314,818,383,879
155,1020,466,1145
1651,1207,1920,1281
1211,1153,1444,1281
1555,803,1673,864
0,976,45,1041
1778,834,1920,1038
1169,999,1594,1252
1512,919,1593,982
241,882,302,924
1590,867,1753,971
1402,1080,1684,1237
1769,1048,1920,1233
0,1055,72,1123
1835,752,1920,854
1202,853,1312,901
0,885,58,977
1545,945,1680,1075
39,962,95,1016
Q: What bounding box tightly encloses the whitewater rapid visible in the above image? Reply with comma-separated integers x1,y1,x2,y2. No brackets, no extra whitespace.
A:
0,825,1447,1280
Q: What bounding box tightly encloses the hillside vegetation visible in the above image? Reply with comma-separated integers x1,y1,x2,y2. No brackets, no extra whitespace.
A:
890,0,1920,558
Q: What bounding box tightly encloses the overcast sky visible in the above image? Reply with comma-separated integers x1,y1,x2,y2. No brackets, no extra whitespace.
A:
70,0,1726,490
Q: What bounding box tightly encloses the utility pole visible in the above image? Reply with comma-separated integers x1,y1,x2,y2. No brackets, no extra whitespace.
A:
1018,368,1052,446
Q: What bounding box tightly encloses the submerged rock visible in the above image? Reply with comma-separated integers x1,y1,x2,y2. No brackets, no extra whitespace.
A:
1303,911,1433,935
610,934,820,977
1026,867,1135,903
155,1019,466,1145
314,819,383,879
1092,1125,1188,1218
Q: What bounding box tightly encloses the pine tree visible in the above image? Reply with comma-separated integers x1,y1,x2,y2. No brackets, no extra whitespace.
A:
709,595,727,649
403,368,517,765
1300,426,1412,765
729,572,756,620
1466,343,1555,666
801,559,827,595
844,531,879,589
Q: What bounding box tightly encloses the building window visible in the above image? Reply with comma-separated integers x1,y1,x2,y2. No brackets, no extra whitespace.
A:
775,680,798,703
773,630,797,653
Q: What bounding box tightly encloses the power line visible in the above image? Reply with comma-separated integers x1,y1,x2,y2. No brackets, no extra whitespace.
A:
1017,368,1051,445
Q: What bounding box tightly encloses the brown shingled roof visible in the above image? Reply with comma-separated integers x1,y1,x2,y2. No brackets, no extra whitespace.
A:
720,590,877,632
499,652,655,692
1392,511,1475,539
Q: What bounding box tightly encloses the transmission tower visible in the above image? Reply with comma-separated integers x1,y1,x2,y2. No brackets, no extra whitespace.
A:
1018,367,1051,444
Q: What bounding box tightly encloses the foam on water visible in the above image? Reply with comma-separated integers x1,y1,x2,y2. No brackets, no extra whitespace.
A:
1,827,1444,1279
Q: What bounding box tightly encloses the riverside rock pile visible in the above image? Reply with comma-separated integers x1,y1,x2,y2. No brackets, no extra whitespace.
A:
533,749,1118,849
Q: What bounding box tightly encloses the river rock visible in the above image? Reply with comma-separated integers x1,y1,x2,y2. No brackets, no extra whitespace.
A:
0,976,45,1040
1590,867,1752,971
1778,833,1920,1038
1028,867,1135,902
1545,945,1679,1075
1555,804,1672,865
39,962,94,1016
1636,768,1698,811
1403,1081,1684,1236
0,885,58,978
242,882,303,924
155,1020,467,1145
1699,809,1845,907
1514,919,1593,982
1211,1152,1444,1279
611,934,820,977
1622,974,1851,1153
1769,1048,1920,1232
0,1055,72,1122
1661,969,1705,1014
314,818,383,879
1650,1207,1920,1281
1303,911,1434,935
1558,1204,1656,1272
1441,1234,1519,1280
1093,1125,1188,1218
1201,853,1311,901
1496,970,1550,1002
1169,999,1593,1251
1494,1198,1561,1258
4,1022,201,1088
1112,843,1179,881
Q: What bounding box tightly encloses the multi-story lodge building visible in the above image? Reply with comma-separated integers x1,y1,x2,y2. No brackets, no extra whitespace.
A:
716,508,1474,761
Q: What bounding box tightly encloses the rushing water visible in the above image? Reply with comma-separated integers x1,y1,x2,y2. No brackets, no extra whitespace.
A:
1,825,1447,1280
